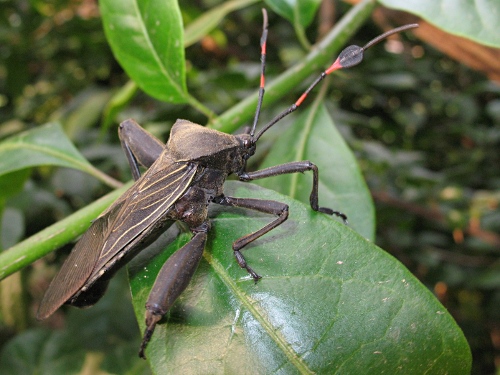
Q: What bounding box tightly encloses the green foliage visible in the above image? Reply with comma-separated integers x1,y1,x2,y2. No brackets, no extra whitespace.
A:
184,0,261,47
100,0,187,103
0,182,131,280
257,102,375,239
0,271,150,375
379,0,500,47
265,0,322,48
130,182,470,374
1,0,498,373
0,123,121,187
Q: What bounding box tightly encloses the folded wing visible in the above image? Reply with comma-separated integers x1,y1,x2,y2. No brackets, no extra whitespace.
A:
37,157,197,319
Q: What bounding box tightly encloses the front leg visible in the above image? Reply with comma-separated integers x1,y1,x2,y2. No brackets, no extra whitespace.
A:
119,119,165,180
238,161,347,223
213,195,289,282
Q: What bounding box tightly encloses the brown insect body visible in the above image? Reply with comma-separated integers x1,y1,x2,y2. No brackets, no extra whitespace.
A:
37,119,253,314
36,9,418,358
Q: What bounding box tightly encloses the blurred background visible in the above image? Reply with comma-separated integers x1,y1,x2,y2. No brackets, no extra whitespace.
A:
0,0,498,373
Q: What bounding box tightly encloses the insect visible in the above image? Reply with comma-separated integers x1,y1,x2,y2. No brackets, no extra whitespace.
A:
36,9,418,359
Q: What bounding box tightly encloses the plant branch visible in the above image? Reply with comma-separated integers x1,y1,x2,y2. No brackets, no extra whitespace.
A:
208,0,376,133
0,182,133,281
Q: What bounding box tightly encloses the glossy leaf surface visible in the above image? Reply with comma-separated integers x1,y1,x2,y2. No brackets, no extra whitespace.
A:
129,182,471,374
257,103,375,240
100,0,187,103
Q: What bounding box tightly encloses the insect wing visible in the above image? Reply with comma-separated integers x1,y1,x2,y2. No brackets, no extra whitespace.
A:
36,198,127,319
93,158,197,273
37,157,197,319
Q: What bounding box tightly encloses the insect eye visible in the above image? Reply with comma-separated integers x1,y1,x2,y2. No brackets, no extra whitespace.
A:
239,136,252,149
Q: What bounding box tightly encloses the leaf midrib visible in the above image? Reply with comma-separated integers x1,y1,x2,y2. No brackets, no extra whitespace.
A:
130,0,185,99
205,249,315,374
0,142,90,173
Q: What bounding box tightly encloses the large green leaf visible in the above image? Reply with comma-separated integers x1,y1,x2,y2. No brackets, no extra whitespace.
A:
257,102,375,240
129,182,471,374
0,123,120,187
0,123,90,176
184,0,260,47
100,0,187,103
380,0,500,47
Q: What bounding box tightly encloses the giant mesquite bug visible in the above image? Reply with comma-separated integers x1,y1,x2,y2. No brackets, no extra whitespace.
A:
37,9,418,358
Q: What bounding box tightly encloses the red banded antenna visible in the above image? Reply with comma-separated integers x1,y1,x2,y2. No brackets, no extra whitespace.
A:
252,19,418,141
249,9,269,137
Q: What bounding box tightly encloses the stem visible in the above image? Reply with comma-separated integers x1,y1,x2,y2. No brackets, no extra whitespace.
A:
0,0,376,282
0,182,133,281
293,9,312,51
208,0,375,133
101,80,138,135
86,165,123,189
186,92,217,120
184,0,260,47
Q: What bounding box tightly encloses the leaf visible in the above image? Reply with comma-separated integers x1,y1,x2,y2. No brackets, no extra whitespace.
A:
265,0,322,28
56,88,113,139
0,123,91,177
129,181,471,374
380,0,500,48
0,123,120,188
257,102,375,240
101,80,139,133
264,0,322,49
100,0,187,103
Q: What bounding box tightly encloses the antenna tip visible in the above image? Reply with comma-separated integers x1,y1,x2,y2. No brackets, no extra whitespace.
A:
362,23,420,51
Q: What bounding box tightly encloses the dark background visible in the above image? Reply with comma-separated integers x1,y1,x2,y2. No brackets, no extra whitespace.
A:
0,1,498,373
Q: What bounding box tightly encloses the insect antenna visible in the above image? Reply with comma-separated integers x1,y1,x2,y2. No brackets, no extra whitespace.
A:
249,9,269,138
253,22,419,142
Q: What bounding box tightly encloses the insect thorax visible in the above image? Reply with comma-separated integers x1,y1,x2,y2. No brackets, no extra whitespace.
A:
167,119,252,174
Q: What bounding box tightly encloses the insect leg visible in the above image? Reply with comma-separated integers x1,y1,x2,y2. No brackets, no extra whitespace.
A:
238,161,347,222
213,195,289,281
139,229,207,359
119,119,165,180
